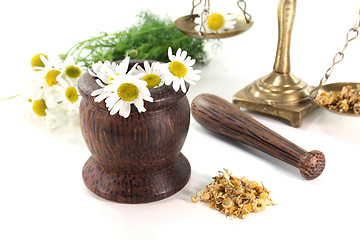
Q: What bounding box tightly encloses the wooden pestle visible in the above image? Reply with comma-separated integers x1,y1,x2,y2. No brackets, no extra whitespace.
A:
191,94,325,180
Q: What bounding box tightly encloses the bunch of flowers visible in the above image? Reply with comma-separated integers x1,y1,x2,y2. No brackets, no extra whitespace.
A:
194,12,236,33
90,47,201,118
27,53,86,128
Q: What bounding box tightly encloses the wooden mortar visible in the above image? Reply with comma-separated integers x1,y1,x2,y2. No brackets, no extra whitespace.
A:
78,60,191,203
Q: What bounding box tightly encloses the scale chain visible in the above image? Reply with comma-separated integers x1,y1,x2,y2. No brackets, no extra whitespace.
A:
310,8,360,99
191,0,202,16
237,0,252,23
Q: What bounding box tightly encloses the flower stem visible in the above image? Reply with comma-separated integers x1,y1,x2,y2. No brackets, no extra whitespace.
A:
0,93,21,101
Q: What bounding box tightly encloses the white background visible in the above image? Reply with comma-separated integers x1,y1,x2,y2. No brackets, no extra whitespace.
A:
1,0,359,239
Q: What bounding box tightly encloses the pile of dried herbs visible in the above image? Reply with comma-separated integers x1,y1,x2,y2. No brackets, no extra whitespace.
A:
317,85,360,114
192,170,274,219
64,11,214,68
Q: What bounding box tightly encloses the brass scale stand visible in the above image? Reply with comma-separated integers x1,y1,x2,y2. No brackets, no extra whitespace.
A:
175,0,360,127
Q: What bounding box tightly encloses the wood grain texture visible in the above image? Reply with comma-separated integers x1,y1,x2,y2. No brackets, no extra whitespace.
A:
191,94,325,180
78,60,191,203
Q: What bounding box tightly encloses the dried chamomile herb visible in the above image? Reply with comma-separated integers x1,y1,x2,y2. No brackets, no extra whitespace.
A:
317,85,360,114
191,170,274,219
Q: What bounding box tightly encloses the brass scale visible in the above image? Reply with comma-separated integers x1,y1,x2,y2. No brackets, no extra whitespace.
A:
175,0,360,127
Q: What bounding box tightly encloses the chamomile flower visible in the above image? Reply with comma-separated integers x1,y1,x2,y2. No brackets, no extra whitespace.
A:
60,56,86,83
31,53,48,71
163,47,201,93
89,60,117,87
134,61,164,89
47,81,81,115
27,97,67,129
90,57,138,87
92,73,153,118
31,54,69,98
194,13,236,33
32,98,47,117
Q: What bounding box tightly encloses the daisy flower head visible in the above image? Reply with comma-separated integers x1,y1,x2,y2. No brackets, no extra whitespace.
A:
194,12,236,33
135,61,165,89
89,60,117,87
47,80,81,115
60,55,86,82
89,57,138,87
32,64,69,99
27,97,68,129
164,47,201,93
31,53,48,71
92,73,153,118
29,53,69,98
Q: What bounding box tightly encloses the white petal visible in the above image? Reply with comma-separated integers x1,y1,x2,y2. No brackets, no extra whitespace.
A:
89,70,97,77
180,50,187,62
225,14,237,20
136,79,148,88
39,55,48,66
176,48,182,58
135,65,145,74
94,92,111,102
164,75,174,85
186,72,201,81
184,78,196,85
117,57,130,74
168,47,173,59
180,79,187,93
92,62,103,74
224,21,235,30
140,87,151,97
57,75,69,87
184,75,198,84
128,63,138,75
105,94,120,108
91,88,104,96
105,81,120,91
110,100,122,115
52,84,64,92
97,72,110,84
184,58,196,67
134,98,145,112
121,102,131,118
95,79,107,88
172,77,180,92
117,100,125,115
144,61,151,73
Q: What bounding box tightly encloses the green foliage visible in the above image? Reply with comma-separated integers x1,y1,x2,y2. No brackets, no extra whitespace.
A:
65,11,212,68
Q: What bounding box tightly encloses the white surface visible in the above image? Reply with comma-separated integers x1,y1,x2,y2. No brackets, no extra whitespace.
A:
1,0,359,239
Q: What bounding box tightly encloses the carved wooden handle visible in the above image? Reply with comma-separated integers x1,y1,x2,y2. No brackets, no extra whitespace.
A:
191,94,325,180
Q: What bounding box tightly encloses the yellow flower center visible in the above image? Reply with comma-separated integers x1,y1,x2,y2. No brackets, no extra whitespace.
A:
45,69,61,86
65,65,82,79
65,87,79,103
32,99,47,117
142,74,161,89
207,13,225,31
169,61,187,78
117,83,139,102
31,53,48,71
